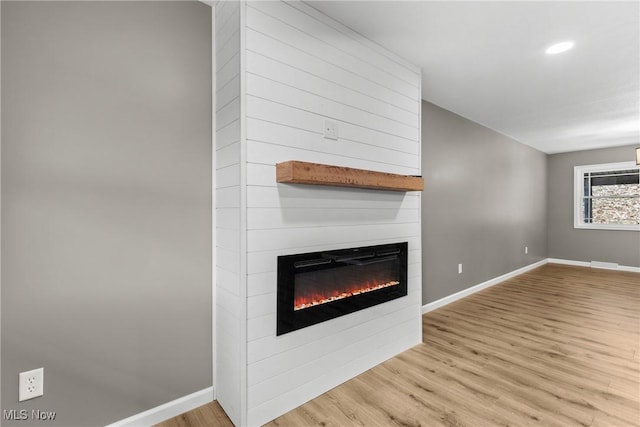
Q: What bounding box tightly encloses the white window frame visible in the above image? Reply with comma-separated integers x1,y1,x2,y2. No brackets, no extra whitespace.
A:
574,161,640,231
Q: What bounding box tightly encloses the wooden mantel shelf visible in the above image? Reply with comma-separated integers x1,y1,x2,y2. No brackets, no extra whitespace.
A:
276,161,424,192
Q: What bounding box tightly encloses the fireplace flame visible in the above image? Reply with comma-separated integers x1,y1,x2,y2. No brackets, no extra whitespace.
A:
294,280,400,311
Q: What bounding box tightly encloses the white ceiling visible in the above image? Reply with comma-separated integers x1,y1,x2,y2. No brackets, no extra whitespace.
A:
307,1,640,154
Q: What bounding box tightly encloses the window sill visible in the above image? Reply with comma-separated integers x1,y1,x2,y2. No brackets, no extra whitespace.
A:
574,224,640,232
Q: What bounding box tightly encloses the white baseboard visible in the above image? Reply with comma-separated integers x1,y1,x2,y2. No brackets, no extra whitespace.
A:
613,265,640,273
546,258,589,268
105,387,214,427
422,259,548,314
548,258,640,273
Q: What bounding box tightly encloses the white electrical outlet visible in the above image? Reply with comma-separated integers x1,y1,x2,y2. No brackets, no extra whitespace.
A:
19,368,44,402
458,263,462,274
323,119,338,140
525,246,529,254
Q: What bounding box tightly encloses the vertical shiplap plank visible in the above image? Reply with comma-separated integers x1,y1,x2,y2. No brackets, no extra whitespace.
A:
237,3,249,426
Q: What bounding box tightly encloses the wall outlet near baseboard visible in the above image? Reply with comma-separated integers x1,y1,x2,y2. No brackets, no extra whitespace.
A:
525,246,528,254
19,368,44,402
458,263,462,274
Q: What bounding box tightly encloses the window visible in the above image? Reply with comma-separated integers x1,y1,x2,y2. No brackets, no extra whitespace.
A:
574,161,640,231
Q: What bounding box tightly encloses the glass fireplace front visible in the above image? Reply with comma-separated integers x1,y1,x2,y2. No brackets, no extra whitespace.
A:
277,242,408,335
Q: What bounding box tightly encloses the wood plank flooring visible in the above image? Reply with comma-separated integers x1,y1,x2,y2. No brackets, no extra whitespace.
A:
154,399,234,427
156,264,640,427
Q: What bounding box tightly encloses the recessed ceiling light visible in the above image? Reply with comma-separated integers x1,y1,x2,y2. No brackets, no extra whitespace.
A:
545,41,575,55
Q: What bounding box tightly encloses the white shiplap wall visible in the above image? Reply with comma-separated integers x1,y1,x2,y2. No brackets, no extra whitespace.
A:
243,2,422,425
215,2,422,425
215,1,244,425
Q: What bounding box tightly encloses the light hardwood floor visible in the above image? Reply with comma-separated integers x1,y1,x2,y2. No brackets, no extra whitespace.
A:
156,264,640,427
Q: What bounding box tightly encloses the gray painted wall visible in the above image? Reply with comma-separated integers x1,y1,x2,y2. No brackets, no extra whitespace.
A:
421,101,547,305
547,145,640,267
1,2,211,426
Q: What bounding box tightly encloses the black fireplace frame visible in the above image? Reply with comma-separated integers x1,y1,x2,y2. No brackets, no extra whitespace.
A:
276,242,408,336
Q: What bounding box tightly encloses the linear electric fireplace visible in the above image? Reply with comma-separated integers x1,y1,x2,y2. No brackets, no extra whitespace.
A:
277,242,408,335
